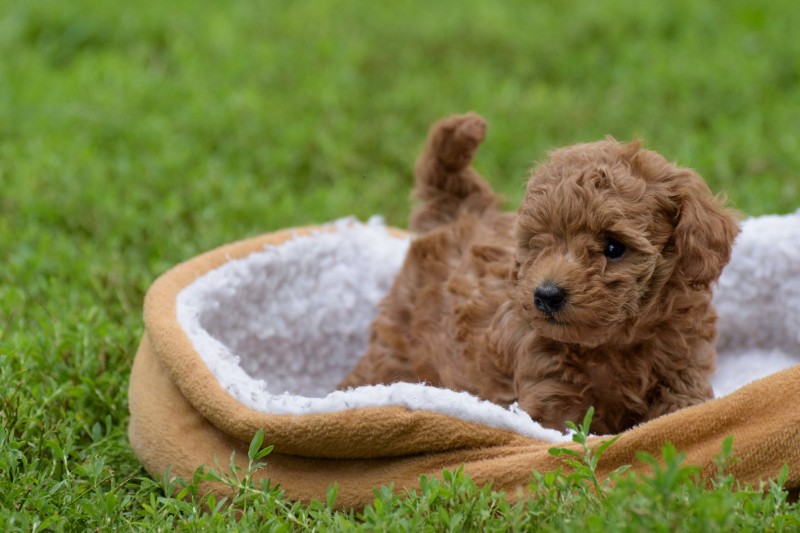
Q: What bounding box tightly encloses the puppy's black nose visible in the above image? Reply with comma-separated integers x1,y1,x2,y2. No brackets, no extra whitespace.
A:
534,282,567,314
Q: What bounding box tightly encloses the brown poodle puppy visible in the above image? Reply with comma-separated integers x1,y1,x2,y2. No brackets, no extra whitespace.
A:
340,113,739,434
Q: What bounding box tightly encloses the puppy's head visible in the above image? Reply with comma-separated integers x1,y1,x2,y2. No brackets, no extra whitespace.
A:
512,139,739,347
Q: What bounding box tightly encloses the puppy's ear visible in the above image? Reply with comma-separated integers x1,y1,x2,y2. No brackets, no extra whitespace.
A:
669,169,739,288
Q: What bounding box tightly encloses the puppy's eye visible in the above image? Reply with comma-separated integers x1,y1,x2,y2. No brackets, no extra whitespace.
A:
604,238,626,260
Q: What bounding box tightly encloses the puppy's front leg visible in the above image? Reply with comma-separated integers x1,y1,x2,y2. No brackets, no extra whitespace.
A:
645,370,714,421
516,379,587,433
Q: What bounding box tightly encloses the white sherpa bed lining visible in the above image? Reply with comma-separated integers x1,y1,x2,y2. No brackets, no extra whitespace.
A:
176,214,800,443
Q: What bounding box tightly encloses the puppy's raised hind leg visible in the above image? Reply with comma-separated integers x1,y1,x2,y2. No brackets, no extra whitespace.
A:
410,113,502,232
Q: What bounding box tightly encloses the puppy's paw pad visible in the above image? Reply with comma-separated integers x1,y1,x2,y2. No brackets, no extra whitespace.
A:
432,112,487,168
438,113,486,143
452,113,487,145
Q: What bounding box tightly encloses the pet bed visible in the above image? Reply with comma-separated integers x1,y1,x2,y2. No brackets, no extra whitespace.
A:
128,214,800,508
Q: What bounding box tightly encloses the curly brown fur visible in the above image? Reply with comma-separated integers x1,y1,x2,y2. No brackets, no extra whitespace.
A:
340,112,740,434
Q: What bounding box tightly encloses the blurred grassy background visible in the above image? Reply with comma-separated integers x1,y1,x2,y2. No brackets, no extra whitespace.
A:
1,0,799,527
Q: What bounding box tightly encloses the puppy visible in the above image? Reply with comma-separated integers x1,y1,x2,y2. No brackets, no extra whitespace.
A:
340,113,739,434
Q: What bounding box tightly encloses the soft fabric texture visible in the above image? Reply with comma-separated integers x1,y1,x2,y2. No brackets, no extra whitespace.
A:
128,213,800,508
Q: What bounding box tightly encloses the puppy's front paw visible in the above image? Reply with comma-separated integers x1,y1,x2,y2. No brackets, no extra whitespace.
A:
429,112,487,171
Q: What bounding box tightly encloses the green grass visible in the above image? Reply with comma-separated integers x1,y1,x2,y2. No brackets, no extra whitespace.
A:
1,0,799,529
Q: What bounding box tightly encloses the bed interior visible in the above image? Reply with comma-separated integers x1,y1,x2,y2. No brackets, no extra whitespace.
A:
175,214,800,436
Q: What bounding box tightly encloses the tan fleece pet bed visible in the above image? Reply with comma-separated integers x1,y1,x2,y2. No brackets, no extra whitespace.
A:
128,215,800,508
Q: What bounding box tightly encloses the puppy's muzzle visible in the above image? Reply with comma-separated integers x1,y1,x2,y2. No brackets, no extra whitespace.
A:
534,282,567,314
